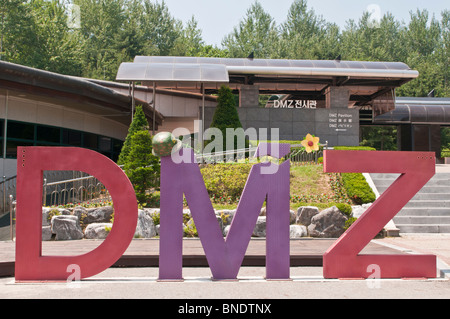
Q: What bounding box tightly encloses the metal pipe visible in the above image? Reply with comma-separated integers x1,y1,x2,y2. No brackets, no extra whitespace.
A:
9,195,13,241
153,82,156,135
226,66,419,79
201,83,205,154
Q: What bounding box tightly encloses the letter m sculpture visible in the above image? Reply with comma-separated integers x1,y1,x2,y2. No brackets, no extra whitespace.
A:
159,144,291,281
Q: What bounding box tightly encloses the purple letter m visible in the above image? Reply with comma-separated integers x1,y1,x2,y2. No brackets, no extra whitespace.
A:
158,144,291,281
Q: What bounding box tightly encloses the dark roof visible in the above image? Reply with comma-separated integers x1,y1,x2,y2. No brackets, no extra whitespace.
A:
0,60,163,128
374,97,450,124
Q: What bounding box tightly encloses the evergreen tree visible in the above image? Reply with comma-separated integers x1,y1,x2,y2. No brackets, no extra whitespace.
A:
124,130,160,204
208,86,247,152
117,105,149,165
221,1,279,59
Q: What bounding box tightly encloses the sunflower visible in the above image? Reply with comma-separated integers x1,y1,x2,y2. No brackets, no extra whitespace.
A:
301,134,320,153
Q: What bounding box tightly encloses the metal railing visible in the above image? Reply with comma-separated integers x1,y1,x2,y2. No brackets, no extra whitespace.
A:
195,147,258,164
289,142,328,164
43,175,110,207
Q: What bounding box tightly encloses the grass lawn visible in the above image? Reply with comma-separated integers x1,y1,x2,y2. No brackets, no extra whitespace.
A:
290,164,333,198
210,163,343,211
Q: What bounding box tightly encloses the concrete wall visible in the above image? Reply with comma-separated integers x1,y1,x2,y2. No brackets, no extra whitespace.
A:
0,92,129,141
203,107,359,146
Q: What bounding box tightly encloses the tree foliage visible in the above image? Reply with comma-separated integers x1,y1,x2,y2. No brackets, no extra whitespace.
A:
124,130,160,204
0,0,448,96
208,86,247,151
118,105,149,165
119,105,159,204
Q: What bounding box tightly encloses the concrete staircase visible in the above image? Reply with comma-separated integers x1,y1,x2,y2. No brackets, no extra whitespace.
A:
370,172,450,234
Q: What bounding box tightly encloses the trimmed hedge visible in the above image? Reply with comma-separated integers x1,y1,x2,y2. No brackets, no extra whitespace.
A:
341,173,376,205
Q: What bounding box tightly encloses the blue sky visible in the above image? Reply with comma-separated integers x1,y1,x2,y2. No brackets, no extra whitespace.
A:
161,0,449,47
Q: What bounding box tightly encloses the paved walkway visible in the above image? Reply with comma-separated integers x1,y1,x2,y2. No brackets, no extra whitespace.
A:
0,235,449,299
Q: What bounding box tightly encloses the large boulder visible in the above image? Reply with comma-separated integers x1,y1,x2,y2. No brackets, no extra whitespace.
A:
51,215,83,240
252,216,266,237
42,226,53,241
135,210,157,238
84,223,112,239
216,209,236,227
290,225,308,238
352,203,372,218
296,206,319,226
84,206,114,224
308,206,348,238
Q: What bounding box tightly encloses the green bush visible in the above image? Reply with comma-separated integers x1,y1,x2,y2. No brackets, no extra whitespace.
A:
341,173,376,205
124,130,160,204
344,217,357,230
201,163,252,202
334,202,352,217
208,86,247,151
118,106,149,165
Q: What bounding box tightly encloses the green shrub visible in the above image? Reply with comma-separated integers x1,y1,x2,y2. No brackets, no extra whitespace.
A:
124,130,160,204
201,163,252,202
344,217,357,230
341,173,376,205
208,86,248,151
118,106,149,165
334,202,352,217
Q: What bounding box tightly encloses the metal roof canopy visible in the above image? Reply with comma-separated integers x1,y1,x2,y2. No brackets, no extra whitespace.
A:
116,56,419,109
116,62,230,84
374,98,450,125
116,60,230,149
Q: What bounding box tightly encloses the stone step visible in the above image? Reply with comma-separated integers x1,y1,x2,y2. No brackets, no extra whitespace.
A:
411,193,450,200
397,207,450,216
394,216,450,225
372,178,450,188
405,200,450,208
395,224,450,233
376,186,450,194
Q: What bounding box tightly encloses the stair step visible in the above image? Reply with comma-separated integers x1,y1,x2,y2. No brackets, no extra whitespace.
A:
398,208,450,216
394,216,450,224
412,193,450,200
376,186,450,194
369,171,450,233
405,200,450,208
395,224,450,233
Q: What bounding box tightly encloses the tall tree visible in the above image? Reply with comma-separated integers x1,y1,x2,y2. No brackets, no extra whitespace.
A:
138,0,182,56
222,1,279,59
172,15,205,56
279,0,328,59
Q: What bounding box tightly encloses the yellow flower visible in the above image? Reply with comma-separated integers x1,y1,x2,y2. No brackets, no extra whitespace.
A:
301,134,320,153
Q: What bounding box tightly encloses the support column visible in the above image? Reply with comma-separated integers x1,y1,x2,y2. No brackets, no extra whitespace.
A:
239,85,260,108
325,86,350,109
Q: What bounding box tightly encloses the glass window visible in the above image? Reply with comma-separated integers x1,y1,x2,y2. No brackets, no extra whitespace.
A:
113,139,124,153
8,121,34,140
37,125,61,144
99,136,112,152
83,132,98,149
6,141,34,158
62,129,82,146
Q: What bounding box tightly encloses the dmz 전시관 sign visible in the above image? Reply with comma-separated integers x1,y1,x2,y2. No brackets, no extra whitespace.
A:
273,100,317,109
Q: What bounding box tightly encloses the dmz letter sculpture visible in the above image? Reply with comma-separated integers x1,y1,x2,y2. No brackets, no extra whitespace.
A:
14,145,437,282
15,147,138,281
158,143,291,281
323,150,436,279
